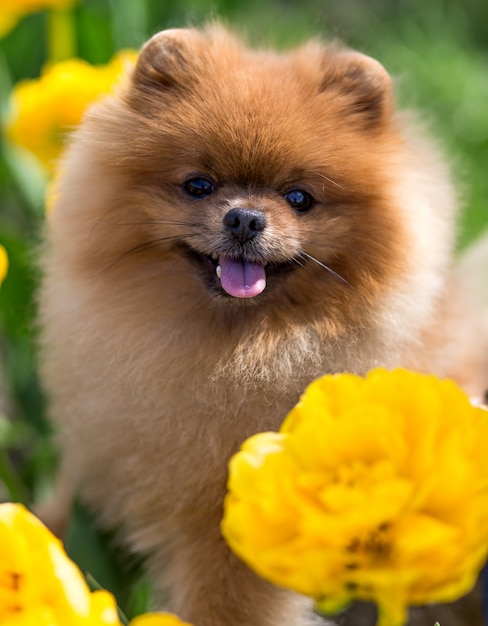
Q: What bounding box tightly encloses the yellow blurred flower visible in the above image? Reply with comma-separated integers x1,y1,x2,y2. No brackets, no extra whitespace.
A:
0,0,76,38
0,245,8,285
0,502,120,625
0,503,196,626
222,368,488,626
6,50,138,173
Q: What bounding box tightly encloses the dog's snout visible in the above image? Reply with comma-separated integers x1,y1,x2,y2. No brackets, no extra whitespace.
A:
223,208,266,243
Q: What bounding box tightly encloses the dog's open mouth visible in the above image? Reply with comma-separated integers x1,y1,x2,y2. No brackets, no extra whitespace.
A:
216,256,266,298
181,245,295,299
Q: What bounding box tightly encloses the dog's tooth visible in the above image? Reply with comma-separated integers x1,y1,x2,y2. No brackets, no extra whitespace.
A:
216,265,222,280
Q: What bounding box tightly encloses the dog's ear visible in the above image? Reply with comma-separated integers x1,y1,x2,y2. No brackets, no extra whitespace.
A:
320,51,393,128
132,28,201,92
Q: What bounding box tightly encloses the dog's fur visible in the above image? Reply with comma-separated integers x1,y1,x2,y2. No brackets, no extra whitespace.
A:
38,25,488,626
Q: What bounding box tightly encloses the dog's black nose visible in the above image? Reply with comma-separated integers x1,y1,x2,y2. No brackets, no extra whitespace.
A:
223,208,266,243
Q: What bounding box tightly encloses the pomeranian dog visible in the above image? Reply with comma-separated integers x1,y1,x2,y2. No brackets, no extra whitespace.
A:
39,24,487,626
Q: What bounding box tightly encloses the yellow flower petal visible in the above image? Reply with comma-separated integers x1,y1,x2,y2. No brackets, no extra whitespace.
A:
89,590,121,625
0,245,8,285
0,0,77,38
0,503,123,625
222,369,488,626
5,50,137,174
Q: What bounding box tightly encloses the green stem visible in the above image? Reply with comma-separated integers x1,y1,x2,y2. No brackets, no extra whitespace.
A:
47,7,76,64
0,449,28,504
86,573,129,626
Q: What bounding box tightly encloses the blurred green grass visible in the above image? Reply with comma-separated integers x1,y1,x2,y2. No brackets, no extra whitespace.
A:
0,0,487,617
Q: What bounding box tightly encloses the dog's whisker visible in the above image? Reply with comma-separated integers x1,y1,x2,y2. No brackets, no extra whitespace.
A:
94,219,200,228
305,169,345,191
289,256,311,273
298,250,351,287
96,234,196,277
281,233,402,271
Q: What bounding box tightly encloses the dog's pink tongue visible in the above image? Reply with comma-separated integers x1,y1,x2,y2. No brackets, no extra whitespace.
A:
218,256,266,298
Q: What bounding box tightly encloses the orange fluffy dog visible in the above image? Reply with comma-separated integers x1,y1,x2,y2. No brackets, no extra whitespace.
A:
39,25,487,626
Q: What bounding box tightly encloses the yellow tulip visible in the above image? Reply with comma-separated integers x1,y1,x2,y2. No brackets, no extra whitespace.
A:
0,0,76,38
0,503,196,626
129,613,193,626
6,51,138,174
0,503,120,625
222,368,488,626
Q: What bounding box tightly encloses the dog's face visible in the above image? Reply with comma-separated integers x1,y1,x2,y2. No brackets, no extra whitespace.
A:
60,27,411,333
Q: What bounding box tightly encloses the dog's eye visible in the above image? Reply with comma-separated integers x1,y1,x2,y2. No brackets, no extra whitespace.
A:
183,177,216,198
284,189,314,213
